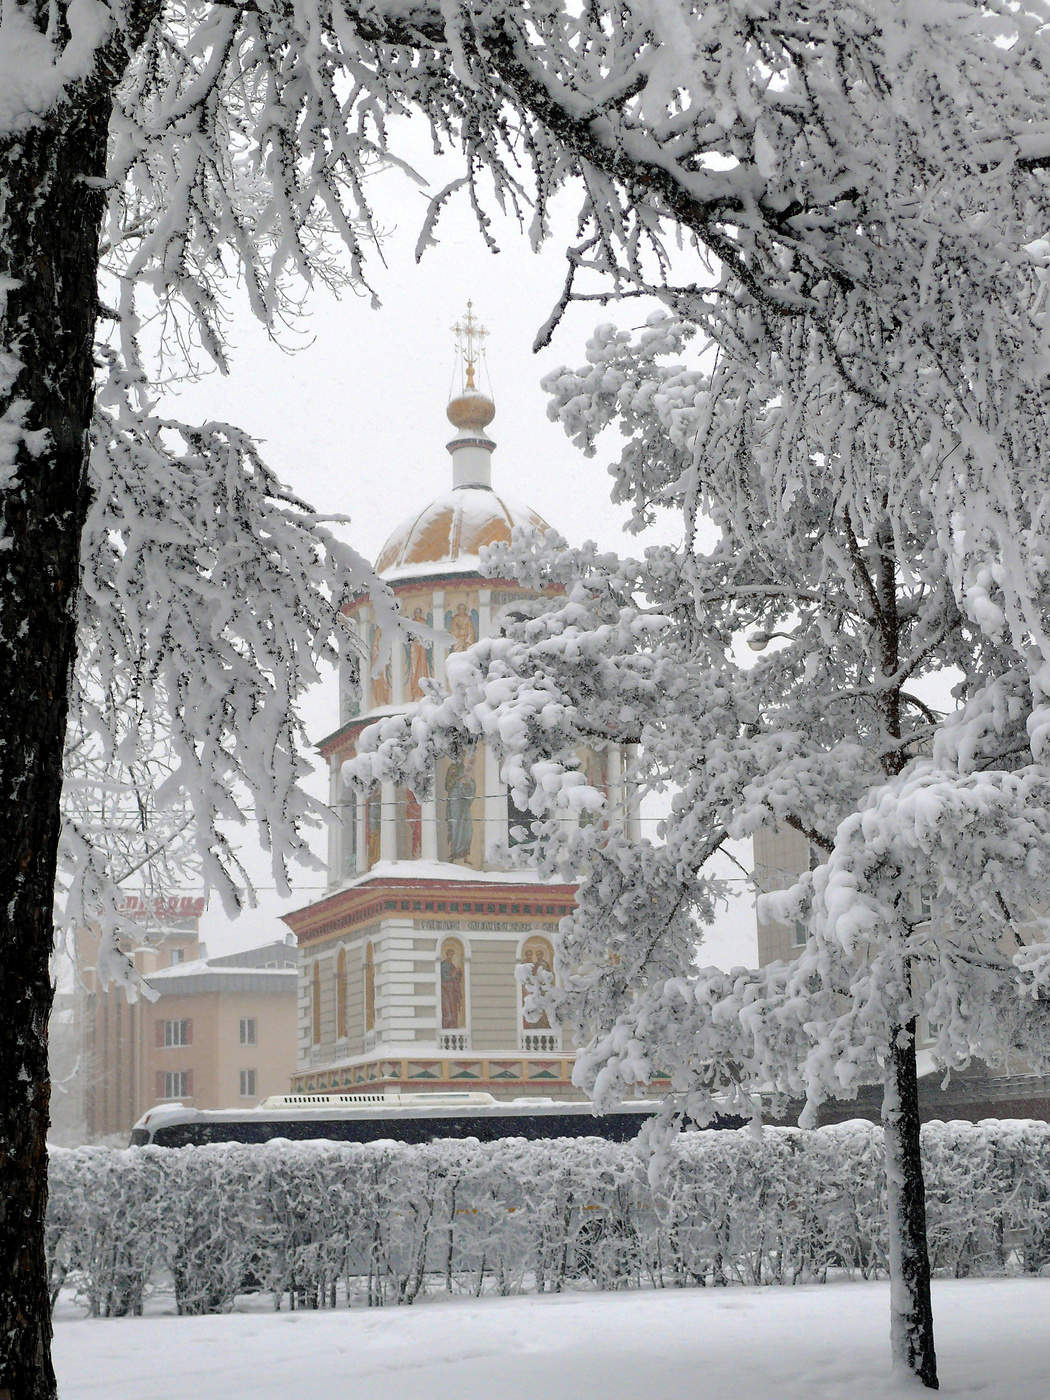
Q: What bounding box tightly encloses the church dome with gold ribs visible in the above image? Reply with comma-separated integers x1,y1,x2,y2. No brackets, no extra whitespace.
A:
375,486,550,579
374,308,550,580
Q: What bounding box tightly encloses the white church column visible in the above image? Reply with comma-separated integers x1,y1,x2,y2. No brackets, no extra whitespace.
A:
355,792,367,872
607,746,625,828
477,587,492,637
380,780,398,863
483,744,507,859
626,744,642,841
421,793,439,861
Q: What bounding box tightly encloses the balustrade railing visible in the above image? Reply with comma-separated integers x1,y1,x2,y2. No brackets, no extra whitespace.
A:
521,1029,561,1053
439,1029,471,1051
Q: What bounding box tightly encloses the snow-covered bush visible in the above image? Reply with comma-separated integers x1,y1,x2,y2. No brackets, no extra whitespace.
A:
47,1121,1050,1313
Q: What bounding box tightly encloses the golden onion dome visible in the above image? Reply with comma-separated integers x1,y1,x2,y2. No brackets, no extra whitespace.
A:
375,487,550,579
446,389,496,433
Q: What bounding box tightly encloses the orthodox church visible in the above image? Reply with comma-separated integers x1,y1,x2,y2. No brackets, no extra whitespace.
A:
283,309,635,1098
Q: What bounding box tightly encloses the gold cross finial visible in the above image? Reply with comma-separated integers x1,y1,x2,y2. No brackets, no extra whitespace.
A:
452,300,488,391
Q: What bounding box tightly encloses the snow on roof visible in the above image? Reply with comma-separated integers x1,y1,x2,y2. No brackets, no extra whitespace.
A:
334,859,549,891
148,961,296,982
380,554,490,583
375,486,549,578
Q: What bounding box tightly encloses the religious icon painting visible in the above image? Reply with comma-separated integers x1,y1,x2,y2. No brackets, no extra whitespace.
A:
369,623,393,707
439,937,467,1029
402,788,423,860
520,935,554,1030
445,601,480,653
441,752,478,864
403,607,434,700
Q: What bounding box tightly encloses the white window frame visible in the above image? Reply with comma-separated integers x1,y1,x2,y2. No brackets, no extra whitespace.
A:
163,1070,188,1099
239,1016,257,1046
163,1019,190,1048
239,1068,257,1098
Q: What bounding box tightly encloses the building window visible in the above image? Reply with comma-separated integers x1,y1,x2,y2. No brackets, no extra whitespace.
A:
239,1017,257,1046
170,948,185,966
158,1070,191,1099
336,948,348,1040
239,1069,257,1098
160,1018,192,1048
792,919,807,948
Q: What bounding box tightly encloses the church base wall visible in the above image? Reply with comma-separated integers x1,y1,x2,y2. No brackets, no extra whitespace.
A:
291,1053,587,1101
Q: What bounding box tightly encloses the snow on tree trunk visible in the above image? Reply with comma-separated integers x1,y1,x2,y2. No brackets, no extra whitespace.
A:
0,91,114,1400
883,1024,938,1390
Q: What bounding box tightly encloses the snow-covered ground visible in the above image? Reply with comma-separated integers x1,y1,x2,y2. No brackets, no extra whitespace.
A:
54,1277,1050,1399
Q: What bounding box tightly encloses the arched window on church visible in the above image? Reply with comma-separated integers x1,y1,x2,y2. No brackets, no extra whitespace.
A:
364,943,376,1044
311,960,322,1047
519,935,559,1053
438,937,469,1051
336,947,348,1041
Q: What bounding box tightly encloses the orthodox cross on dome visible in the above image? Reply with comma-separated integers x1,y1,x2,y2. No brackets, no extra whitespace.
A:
452,300,488,391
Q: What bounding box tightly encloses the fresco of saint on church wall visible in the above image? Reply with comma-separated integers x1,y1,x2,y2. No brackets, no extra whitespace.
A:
520,935,554,1030
370,623,392,708
398,787,423,860
438,750,482,866
404,607,434,701
446,598,479,653
439,937,467,1029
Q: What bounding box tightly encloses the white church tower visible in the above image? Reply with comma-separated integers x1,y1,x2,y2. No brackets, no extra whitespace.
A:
284,308,635,1098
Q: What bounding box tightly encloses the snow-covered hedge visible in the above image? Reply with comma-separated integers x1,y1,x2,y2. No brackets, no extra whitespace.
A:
46,1121,1050,1315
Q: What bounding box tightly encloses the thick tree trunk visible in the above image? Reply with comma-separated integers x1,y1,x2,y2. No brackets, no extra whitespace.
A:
0,96,112,1400
883,1022,938,1390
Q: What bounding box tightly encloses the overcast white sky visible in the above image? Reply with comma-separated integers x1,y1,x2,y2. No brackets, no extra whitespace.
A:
162,123,760,970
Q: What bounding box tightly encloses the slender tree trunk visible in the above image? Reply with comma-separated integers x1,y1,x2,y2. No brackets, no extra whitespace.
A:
882,1022,938,1390
867,517,937,1387
0,93,112,1400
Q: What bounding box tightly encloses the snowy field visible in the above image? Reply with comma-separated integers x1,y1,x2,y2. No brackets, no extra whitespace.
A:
54,1277,1050,1399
